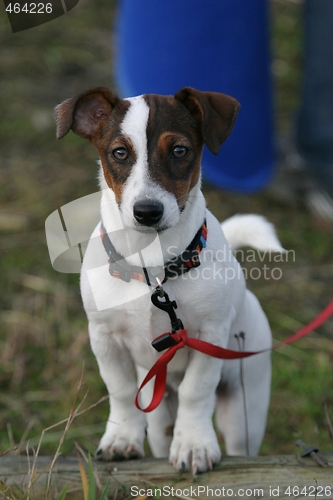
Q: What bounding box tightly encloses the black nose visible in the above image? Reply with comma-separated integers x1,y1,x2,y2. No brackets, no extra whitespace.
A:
133,200,164,226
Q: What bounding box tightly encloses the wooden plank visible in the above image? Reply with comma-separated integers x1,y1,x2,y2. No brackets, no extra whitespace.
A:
0,453,333,499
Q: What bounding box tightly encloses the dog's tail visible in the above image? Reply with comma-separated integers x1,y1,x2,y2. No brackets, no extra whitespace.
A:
221,214,285,252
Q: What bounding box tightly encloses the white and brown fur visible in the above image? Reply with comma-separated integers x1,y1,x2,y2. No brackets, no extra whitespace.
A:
55,87,283,474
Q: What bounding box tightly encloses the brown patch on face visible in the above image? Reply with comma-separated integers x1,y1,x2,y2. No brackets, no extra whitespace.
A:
56,87,239,213
97,123,138,205
143,94,204,209
55,88,135,205
84,99,138,205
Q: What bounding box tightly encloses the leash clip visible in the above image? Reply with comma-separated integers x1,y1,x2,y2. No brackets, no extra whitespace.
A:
151,289,184,334
150,279,184,352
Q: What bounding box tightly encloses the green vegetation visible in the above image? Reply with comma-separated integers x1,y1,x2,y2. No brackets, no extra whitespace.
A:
0,1,332,497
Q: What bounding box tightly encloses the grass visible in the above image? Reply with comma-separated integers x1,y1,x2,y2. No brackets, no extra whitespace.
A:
0,0,333,497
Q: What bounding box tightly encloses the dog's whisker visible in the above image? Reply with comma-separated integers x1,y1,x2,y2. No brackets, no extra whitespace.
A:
175,195,203,211
185,199,206,212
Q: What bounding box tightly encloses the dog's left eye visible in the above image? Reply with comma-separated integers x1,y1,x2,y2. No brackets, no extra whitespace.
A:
172,146,188,159
112,147,129,161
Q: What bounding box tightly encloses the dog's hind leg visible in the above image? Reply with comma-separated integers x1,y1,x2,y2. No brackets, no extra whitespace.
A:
215,352,271,456
215,290,272,456
136,365,177,457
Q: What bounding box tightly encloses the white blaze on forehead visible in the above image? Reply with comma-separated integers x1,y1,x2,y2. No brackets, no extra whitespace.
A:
120,95,180,231
121,95,150,173
120,96,150,222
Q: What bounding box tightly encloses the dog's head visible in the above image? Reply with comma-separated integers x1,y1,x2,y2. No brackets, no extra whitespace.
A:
55,87,240,232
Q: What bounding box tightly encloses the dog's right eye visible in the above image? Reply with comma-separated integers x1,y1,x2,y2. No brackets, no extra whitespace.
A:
172,145,188,159
112,147,129,161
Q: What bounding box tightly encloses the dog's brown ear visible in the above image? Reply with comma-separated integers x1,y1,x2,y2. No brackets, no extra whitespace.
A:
175,87,240,155
54,87,120,141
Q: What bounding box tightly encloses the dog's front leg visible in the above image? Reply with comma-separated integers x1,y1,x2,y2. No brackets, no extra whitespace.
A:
89,321,146,460
169,348,224,474
136,365,177,458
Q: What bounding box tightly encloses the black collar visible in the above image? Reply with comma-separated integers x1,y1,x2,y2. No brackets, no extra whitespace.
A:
100,219,207,286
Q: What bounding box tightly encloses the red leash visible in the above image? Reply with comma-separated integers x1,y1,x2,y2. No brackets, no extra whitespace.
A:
135,299,333,412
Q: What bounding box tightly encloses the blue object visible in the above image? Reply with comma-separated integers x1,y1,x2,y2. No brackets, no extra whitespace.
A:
115,0,276,192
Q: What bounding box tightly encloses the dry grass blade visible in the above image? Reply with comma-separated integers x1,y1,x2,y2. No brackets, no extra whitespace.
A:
324,402,333,440
74,441,88,462
17,419,36,454
23,388,109,498
45,366,87,496
75,443,105,494
0,447,18,458
6,424,15,451
78,457,89,500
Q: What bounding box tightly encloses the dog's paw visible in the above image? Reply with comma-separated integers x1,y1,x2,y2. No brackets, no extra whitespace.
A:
169,425,221,474
96,418,146,461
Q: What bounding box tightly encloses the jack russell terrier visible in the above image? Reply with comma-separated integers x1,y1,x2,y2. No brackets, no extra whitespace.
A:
55,87,283,474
